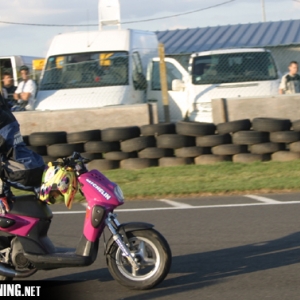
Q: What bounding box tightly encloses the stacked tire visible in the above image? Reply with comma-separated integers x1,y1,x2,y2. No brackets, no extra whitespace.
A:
21,118,300,172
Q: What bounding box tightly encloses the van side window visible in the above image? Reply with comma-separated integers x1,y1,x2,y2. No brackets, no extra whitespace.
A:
151,61,183,91
132,52,147,90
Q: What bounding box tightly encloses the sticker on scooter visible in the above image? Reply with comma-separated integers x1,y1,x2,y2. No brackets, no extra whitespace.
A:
86,179,111,200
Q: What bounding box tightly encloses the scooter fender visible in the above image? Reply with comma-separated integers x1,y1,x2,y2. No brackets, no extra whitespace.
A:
105,222,154,254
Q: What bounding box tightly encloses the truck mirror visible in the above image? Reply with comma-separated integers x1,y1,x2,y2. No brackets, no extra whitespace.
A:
172,79,185,91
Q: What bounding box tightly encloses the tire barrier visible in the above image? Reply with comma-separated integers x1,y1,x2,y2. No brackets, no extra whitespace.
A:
22,118,300,170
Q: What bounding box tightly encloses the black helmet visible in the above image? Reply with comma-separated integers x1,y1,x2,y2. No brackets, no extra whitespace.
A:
19,65,29,72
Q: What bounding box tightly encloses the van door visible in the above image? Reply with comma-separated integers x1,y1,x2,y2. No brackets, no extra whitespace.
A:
147,58,189,122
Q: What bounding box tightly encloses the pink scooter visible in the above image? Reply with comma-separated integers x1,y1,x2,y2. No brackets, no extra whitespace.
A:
0,152,172,290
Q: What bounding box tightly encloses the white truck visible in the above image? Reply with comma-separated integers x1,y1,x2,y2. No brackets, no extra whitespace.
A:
147,48,281,123
35,42,280,123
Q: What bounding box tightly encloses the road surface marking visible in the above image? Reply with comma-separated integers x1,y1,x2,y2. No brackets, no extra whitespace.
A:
159,199,193,208
52,200,300,214
244,195,280,204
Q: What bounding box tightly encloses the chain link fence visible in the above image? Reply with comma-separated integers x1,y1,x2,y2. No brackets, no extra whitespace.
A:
3,45,300,120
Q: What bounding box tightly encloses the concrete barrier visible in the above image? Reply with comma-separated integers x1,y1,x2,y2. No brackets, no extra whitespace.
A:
14,103,158,135
212,95,300,124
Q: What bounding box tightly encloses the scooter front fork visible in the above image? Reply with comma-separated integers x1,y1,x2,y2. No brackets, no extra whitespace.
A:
105,213,139,270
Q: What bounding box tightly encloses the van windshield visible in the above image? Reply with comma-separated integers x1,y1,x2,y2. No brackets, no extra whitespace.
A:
39,51,128,90
192,51,278,85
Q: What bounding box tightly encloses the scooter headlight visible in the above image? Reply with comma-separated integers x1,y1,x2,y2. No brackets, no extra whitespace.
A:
114,185,124,203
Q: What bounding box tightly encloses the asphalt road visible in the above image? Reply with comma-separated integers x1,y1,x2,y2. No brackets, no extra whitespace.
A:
17,193,300,299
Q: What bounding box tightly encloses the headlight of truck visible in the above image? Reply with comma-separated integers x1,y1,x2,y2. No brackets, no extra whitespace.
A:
114,185,124,203
193,102,212,112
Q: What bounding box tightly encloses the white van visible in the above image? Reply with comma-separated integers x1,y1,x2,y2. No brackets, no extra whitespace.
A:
147,48,281,123
34,29,158,111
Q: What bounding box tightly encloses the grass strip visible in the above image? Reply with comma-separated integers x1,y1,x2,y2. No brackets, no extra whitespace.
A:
11,161,300,202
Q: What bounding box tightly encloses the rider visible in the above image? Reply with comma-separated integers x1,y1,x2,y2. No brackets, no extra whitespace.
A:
0,91,45,212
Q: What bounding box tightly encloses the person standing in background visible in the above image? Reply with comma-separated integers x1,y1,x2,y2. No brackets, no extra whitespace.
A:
2,72,17,109
279,61,300,94
13,65,36,111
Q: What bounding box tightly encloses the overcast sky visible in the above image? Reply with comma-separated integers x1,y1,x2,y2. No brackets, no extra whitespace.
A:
1,0,300,57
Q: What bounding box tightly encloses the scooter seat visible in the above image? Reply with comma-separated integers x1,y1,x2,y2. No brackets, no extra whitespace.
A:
9,195,53,219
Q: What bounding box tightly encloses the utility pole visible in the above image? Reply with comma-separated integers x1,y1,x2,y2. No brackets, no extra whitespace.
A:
261,0,266,22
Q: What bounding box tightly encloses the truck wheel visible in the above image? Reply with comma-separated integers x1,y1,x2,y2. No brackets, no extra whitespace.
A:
159,157,193,167
196,134,231,147
121,136,156,152
249,143,285,154
232,131,269,145
271,151,300,162
212,144,248,155
140,123,176,136
84,141,120,153
138,148,173,159
216,119,251,134
67,130,101,143
195,154,232,165
29,131,67,146
104,151,137,160
120,158,158,170
157,134,195,149
252,118,291,132
87,159,119,171
47,143,84,157
101,126,141,142
174,147,210,158
233,153,270,163
176,121,216,137
270,131,300,143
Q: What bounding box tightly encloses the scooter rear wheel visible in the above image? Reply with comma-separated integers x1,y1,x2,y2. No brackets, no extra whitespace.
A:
106,228,172,290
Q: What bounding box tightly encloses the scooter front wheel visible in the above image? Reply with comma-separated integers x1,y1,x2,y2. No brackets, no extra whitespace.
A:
106,228,172,290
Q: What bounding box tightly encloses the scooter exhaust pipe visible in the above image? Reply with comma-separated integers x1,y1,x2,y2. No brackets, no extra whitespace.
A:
0,264,37,278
